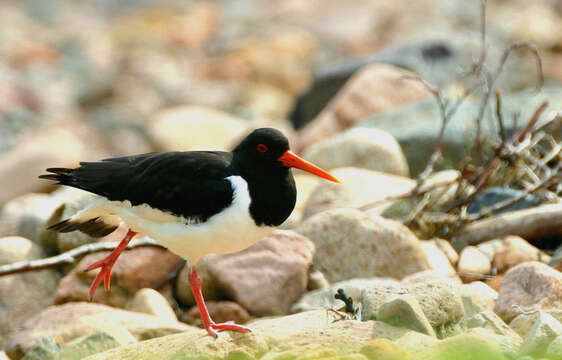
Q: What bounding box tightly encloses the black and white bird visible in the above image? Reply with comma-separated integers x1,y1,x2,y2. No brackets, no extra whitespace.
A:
40,127,338,337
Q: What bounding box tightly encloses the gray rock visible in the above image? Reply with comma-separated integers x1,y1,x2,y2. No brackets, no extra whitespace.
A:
377,294,436,337
467,187,542,215
0,237,59,350
296,208,431,283
519,311,562,358
361,278,465,336
359,85,562,176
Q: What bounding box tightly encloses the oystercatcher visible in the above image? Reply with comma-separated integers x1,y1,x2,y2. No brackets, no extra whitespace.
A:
40,127,338,337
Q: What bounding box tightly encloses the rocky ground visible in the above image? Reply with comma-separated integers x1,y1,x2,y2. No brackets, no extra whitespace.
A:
1,0,562,359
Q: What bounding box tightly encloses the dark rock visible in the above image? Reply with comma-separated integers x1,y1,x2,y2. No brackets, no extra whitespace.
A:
467,188,542,215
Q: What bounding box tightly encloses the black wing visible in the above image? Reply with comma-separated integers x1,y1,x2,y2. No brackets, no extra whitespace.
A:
40,151,235,221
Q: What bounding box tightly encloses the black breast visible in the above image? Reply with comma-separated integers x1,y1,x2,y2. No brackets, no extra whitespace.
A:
246,174,297,227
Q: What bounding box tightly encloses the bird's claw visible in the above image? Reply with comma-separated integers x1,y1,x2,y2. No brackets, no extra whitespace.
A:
204,322,252,338
85,256,117,300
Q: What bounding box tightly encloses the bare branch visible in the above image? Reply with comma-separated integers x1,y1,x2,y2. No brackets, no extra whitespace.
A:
0,238,162,276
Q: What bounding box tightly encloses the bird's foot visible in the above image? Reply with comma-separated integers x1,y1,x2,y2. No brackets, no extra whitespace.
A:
204,321,252,338
84,254,118,300
84,229,137,300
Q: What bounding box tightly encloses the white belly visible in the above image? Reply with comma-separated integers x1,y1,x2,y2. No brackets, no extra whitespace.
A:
75,176,274,264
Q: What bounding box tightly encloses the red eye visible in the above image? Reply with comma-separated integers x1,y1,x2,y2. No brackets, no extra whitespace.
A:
257,144,268,153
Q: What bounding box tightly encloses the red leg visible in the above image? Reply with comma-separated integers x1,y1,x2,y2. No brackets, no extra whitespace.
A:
85,229,137,300
188,266,251,338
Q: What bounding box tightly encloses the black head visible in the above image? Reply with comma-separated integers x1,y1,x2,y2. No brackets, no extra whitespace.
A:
233,127,339,182
232,128,290,175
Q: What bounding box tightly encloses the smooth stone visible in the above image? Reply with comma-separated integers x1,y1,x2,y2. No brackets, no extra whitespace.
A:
301,126,409,177
457,246,492,282
296,208,431,283
128,288,177,322
493,235,548,274
460,281,498,317
376,294,436,337
494,262,562,322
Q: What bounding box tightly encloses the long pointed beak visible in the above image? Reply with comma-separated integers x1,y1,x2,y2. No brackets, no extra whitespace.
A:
278,150,339,183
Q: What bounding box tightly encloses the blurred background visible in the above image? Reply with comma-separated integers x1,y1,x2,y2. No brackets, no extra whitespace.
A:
1,1,561,203
1,2,562,358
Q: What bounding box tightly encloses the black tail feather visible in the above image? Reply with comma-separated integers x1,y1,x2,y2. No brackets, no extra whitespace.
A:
48,217,118,238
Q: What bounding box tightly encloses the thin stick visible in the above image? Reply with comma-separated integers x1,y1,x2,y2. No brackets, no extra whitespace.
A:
0,238,162,276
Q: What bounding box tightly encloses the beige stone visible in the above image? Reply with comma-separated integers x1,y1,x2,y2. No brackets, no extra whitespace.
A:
129,288,177,322
494,262,562,322
457,246,492,282
297,208,430,283
302,127,409,176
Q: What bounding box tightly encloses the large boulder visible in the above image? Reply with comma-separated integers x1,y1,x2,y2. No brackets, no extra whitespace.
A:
296,208,431,282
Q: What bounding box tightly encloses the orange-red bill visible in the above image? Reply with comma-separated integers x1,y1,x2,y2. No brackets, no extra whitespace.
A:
278,150,339,183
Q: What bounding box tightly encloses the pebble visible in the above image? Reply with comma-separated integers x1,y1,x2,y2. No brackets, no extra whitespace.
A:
457,246,492,282
494,262,562,322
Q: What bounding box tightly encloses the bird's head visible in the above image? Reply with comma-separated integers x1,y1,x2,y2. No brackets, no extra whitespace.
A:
233,128,339,182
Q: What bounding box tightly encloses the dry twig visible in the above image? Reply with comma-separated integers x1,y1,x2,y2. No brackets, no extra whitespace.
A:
0,238,162,276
